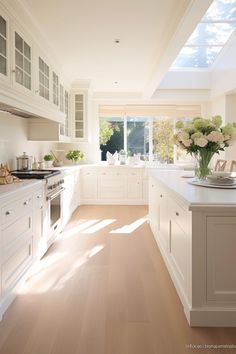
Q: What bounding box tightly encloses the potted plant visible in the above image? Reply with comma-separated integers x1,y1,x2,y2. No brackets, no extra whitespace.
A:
43,154,54,168
65,150,84,164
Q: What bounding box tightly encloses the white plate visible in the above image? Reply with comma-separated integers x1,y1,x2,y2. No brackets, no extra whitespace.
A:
188,179,236,189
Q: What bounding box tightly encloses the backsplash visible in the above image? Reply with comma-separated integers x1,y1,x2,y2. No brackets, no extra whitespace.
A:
0,113,56,170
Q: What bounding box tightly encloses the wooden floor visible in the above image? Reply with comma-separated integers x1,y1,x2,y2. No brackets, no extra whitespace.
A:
0,205,236,354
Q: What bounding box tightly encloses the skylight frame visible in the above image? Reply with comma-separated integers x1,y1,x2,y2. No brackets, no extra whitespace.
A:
170,0,236,70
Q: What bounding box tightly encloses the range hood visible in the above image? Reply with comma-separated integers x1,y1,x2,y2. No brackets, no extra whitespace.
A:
0,102,42,119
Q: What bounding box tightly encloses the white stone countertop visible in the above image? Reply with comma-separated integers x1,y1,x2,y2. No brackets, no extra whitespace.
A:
149,169,236,209
0,179,43,199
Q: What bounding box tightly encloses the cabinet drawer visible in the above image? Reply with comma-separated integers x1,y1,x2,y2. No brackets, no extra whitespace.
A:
1,194,32,226
33,189,44,209
2,213,32,250
128,170,142,178
169,197,188,234
82,168,97,177
2,238,33,294
99,169,126,178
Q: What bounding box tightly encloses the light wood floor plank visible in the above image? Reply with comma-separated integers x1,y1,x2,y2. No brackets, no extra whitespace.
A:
0,205,236,354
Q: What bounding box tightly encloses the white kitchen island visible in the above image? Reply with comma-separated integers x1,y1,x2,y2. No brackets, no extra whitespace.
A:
148,169,236,327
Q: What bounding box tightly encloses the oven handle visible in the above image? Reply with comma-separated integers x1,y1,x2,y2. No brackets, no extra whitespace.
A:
46,187,65,201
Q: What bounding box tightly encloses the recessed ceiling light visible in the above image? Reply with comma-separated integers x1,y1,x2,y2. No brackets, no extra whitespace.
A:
114,39,120,43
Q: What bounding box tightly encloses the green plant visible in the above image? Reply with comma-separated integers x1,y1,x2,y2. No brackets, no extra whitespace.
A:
65,150,84,163
43,154,54,161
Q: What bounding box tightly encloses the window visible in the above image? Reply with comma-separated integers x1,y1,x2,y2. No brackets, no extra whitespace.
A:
171,0,236,69
0,15,7,76
99,105,201,163
39,57,49,99
15,32,31,89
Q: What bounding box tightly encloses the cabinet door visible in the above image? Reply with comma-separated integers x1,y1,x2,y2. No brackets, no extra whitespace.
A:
148,178,159,237
73,92,86,140
33,189,44,258
13,28,32,92
158,191,169,251
98,170,126,200
127,170,142,200
38,56,50,101
169,218,187,291
81,169,97,201
0,11,9,80
207,217,236,302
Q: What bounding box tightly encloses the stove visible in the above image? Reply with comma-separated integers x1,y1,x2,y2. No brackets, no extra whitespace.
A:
11,169,61,179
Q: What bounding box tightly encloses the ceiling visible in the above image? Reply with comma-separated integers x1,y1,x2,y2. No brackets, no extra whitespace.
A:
21,0,194,93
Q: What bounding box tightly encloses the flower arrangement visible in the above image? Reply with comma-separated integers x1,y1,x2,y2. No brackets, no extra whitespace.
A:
65,150,84,164
174,116,236,179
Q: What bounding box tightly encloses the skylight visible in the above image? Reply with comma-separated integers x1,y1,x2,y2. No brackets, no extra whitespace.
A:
171,0,236,69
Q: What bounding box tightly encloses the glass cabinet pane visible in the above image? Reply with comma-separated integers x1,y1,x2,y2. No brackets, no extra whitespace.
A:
24,42,31,59
15,51,23,68
0,55,6,75
0,16,6,38
0,36,6,56
15,32,23,52
39,56,50,100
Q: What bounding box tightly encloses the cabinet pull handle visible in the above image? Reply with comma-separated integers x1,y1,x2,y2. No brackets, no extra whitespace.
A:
160,194,163,198
175,212,179,216
5,210,12,216
152,184,154,187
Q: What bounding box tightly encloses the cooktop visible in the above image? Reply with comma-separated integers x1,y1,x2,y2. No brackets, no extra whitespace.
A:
11,170,61,179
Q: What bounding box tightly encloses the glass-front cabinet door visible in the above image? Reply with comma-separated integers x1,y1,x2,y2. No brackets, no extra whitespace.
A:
53,71,59,106
0,14,7,78
14,31,32,90
74,93,85,139
39,56,49,100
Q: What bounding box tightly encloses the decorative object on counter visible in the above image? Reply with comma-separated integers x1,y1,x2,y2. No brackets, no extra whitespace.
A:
32,157,38,170
0,164,20,184
174,116,236,180
43,154,54,168
119,149,127,165
16,152,32,171
106,151,118,165
127,153,141,165
50,150,64,167
65,150,84,164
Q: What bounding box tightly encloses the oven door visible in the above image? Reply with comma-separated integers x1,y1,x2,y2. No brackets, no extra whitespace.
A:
47,187,64,244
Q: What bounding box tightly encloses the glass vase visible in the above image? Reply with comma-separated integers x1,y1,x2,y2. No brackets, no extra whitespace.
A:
194,150,215,180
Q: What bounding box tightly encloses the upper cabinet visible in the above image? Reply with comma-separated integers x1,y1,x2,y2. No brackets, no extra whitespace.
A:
0,2,66,124
0,13,8,79
72,90,87,141
38,56,50,100
14,30,32,92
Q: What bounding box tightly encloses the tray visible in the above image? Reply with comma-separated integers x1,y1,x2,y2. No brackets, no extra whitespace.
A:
188,179,236,189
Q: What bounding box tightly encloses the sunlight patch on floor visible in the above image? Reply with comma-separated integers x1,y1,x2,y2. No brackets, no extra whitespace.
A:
60,219,100,239
82,219,116,234
109,217,147,234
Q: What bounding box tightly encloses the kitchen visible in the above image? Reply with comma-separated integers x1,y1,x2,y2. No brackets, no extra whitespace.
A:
1,0,236,353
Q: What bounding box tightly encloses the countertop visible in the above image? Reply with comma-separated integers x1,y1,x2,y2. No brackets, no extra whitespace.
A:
149,169,236,209
0,179,43,200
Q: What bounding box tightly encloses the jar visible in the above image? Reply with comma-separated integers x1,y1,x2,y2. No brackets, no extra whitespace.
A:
16,152,32,171
119,150,127,165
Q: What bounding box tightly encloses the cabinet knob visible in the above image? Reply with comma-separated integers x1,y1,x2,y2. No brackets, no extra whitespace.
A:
160,194,163,198
37,195,42,199
5,210,12,216
175,212,179,216
24,200,29,205
152,184,154,187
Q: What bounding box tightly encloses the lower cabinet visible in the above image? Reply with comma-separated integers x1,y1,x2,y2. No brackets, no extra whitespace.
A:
149,175,236,326
0,183,44,319
82,167,146,204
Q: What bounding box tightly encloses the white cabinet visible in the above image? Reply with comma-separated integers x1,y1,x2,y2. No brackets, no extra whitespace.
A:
32,187,45,258
81,168,98,201
0,3,66,124
81,166,146,204
0,184,42,319
0,11,9,80
206,216,236,303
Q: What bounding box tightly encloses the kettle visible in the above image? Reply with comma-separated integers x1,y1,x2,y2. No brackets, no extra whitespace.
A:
16,152,33,171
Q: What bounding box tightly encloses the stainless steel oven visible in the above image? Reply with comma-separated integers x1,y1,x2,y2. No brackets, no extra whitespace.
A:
46,177,64,247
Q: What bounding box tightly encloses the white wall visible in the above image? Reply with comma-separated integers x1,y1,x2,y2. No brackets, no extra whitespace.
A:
0,113,56,170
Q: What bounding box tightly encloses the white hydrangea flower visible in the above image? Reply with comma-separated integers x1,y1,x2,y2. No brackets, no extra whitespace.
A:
178,131,189,141
195,137,208,147
182,139,192,147
207,131,224,143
